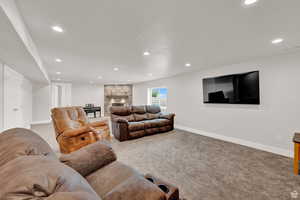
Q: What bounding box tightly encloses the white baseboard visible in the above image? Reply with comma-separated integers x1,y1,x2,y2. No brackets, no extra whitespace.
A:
30,120,52,126
175,124,293,158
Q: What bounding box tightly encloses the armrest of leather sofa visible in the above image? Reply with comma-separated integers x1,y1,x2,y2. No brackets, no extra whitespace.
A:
159,113,175,120
89,120,108,127
62,126,94,138
103,176,166,200
111,118,130,141
46,192,101,200
60,141,117,177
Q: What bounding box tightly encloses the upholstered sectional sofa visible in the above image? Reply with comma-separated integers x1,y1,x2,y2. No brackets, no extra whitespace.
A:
110,105,175,141
0,128,178,200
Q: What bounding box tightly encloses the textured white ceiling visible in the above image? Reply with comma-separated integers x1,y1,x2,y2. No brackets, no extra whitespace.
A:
0,7,48,83
16,0,300,84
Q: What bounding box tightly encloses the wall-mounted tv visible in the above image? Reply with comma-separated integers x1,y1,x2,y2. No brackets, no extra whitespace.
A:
203,71,260,104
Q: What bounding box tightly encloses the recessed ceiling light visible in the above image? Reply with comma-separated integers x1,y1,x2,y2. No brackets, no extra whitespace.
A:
148,73,153,76
56,78,61,81
185,63,191,67
244,0,258,5
97,76,103,79
56,71,61,75
143,51,150,56
52,26,64,33
271,38,284,44
113,67,119,71
55,58,62,63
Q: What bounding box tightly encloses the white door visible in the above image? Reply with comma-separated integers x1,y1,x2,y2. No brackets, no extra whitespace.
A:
3,66,23,130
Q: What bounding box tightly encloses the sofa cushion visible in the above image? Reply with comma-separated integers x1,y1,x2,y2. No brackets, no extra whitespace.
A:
46,192,101,200
132,106,147,121
112,114,135,122
131,105,146,114
0,128,57,168
134,113,148,121
147,113,160,120
128,121,145,131
103,176,166,200
144,119,170,128
60,141,117,177
86,161,140,198
110,106,132,116
145,127,161,135
0,156,101,200
129,130,146,139
159,125,173,132
146,105,161,114
51,107,88,134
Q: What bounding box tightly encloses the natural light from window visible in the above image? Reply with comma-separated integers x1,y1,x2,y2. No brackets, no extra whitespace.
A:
148,87,168,112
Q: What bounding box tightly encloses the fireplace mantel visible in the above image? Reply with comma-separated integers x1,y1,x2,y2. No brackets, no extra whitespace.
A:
104,84,133,116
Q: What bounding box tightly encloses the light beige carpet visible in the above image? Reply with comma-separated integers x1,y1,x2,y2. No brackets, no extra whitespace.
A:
30,121,300,200
111,130,300,200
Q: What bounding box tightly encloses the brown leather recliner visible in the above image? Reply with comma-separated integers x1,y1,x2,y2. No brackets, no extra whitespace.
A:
0,128,176,200
51,106,111,153
110,105,175,141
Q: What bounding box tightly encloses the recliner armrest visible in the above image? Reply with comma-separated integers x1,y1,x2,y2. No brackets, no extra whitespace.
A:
60,141,117,177
103,176,166,200
159,113,175,120
89,120,108,127
62,126,93,138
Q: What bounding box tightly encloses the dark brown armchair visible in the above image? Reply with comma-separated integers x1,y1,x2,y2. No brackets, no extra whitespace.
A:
51,106,111,153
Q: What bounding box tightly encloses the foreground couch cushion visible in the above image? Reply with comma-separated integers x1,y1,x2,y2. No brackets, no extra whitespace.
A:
60,141,117,177
103,176,166,200
0,128,57,168
0,156,101,200
86,161,165,200
87,161,165,200
86,161,138,197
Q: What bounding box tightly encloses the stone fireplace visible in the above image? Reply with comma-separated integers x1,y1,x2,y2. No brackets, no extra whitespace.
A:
104,84,133,116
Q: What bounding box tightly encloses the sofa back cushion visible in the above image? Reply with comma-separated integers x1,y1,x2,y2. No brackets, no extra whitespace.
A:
51,107,88,136
0,128,57,168
0,156,101,200
110,106,135,122
146,105,161,119
131,106,148,121
146,105,161,114
147,113,161,120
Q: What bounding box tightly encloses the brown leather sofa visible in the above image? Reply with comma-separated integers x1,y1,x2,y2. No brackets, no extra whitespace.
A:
0,128,178,200
110,105,175,141
51,106,111,153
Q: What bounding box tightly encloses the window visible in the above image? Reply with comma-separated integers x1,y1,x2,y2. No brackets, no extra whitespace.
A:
148,87,168,112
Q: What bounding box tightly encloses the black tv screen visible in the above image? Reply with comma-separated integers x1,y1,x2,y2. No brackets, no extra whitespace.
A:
203,71,260,104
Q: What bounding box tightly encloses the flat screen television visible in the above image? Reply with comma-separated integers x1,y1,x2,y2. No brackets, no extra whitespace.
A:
203,71,260,104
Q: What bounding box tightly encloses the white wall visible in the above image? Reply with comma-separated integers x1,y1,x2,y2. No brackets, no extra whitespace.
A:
21,76,32,128
133,52,300,157
32,84,51,122
51,82,72,108
3,65,32,129
72,83,104,116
